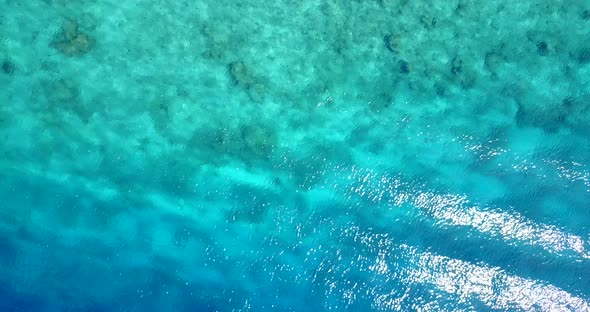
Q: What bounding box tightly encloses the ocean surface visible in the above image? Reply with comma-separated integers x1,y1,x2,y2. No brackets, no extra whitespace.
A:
1,0,589,311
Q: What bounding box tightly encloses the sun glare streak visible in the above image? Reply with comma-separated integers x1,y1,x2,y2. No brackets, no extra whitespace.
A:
412,192,590,258
405,246,590,311
351,230,590,311
340,166,590,260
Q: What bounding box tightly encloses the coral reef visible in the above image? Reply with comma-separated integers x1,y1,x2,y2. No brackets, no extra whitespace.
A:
226,184,282,224
51,19,95,57
2,1,590,310
201,25,232,62
45,78,80,104
228,61,265,102
515,98,569,133
40,78,94,122
190,121,278,165
228,61,255,89
239,123,277,159
368,93,393,113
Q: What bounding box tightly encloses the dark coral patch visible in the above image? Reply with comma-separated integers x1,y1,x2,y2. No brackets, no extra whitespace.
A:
51,19,95,57
2,60,15,75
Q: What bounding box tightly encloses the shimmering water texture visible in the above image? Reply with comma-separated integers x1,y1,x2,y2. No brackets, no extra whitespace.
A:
1,0,589,311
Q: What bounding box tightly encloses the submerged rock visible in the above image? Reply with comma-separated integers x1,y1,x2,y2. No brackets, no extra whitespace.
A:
384,33,400,53
399,60,410,74
536,41,548,56
1,60,15,75
450,56,463,75
51,19,95,57
578,47,590,64
420,15,437,29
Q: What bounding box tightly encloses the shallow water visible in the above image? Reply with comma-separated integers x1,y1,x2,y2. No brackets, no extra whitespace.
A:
1,0,589,311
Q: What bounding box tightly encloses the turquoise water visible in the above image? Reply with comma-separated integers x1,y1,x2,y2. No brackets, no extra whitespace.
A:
1,0,590,311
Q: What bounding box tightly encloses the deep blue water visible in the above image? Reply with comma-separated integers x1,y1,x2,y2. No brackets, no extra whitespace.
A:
1,0,590,311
